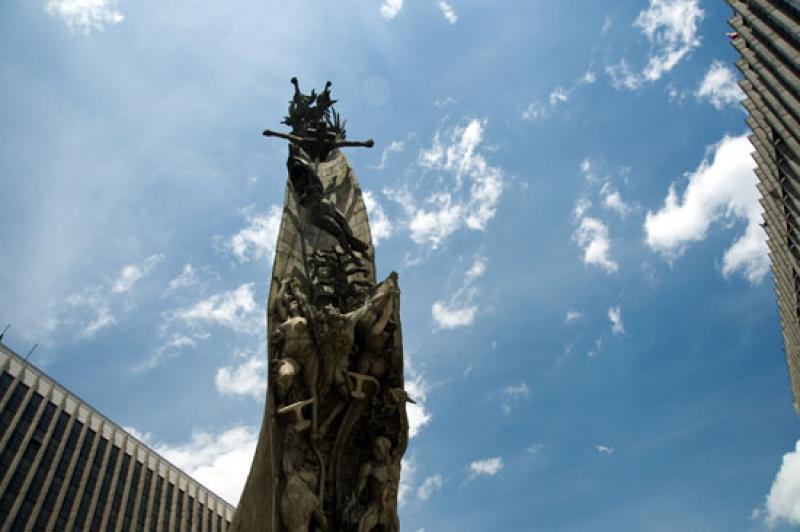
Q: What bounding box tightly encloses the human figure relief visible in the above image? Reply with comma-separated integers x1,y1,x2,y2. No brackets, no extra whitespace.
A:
343,437,400,532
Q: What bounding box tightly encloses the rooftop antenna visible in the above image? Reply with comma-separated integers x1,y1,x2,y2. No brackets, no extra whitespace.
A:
0,324,9,343
25,343,38,361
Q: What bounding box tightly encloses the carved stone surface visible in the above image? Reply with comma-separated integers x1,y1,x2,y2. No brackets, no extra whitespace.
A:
230,80,408,532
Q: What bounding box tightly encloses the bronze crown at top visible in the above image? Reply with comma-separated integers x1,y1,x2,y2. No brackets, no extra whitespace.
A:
263,77,374,162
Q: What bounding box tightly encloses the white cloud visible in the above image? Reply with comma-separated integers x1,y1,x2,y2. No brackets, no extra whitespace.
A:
608,306,624,334
601,183,631,217
469,456,504,478
634,0,704,82
503,382,530,399
45,0,124,34
764,440,800,526
565,310,583,323
380,0,404,20
596,445,614,455
363,190,393,246
501,382,530,416
417,474,443,501
399,456,417,508
405,372,432,438
696,60,744,110
588,338,603,358
436,0,458,24
644,134,768,283
174,283,261,333
133,426,258,505
228,206,282,263
606,1,703,91
431,255,486,330
215,355,267,400
527,443,544,455
134,333,202,372
66,290,116,338
373,140,405,170
432,301,476,329
82,305,115,337
549,86,569,105
602,15,613,34
605,60,643,91
574,216,618,273
523,70,597,122
389,119,503,248
112,254,164,293
168,264,198,291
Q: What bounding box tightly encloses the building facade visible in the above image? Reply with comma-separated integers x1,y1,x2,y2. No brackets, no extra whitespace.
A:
727,0,800,413
0,342,235,531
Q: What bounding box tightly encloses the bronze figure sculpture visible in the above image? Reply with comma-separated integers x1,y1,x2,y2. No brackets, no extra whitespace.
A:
230,79,409,532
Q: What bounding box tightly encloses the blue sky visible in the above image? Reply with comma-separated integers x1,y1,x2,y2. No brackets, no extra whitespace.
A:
2,0,800,530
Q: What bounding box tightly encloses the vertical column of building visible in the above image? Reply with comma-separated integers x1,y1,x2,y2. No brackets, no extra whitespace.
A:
1,379,61,531
44,403,92,530
84,422,118,529
0,368,45,507
728,0,800,412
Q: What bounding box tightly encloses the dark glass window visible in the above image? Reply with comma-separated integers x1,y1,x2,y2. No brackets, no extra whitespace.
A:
187,496,195,530
161,481,174,531
0,371,13,398
90,444,120,530
174,489,185,532
107,452,132,529
54,428,96,525
135,467,154,531
122,460,143,526
195,501,204,531
149,475,165,531
72,436,108,530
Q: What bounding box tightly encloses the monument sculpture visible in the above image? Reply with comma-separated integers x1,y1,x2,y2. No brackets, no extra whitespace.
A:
230,78,410,532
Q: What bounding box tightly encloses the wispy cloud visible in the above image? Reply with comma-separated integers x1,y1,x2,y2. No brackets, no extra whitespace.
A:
387,119,503,249
173,283,261,334
227,206,282,263
696,60,744,110
380,0,404,20
432,255,486,330
607,0,704,90
565,310,583,323
644,134,767,283
417,474,443,501
168,263,198,292
215,354,267,400
596,444,614,455
501,382,530,416
436,1,458,24
469,456,504,478
363,190,393,246
372,140,405,170
112,254,164,294
45,0,124,34
574,216,618,274
523,68,596,122
406,370,432,438
608,306,624,335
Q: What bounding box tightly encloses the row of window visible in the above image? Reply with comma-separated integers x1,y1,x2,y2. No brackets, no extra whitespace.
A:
0,370,231,530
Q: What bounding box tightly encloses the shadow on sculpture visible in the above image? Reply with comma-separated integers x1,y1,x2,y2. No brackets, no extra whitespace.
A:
230,78,410,532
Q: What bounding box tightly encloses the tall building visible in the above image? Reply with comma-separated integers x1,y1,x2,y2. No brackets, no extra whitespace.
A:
727,0,800,412
0,342,235,531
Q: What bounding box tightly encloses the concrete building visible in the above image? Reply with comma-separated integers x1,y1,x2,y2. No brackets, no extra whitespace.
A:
727,0,800,412
0,342,235,531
